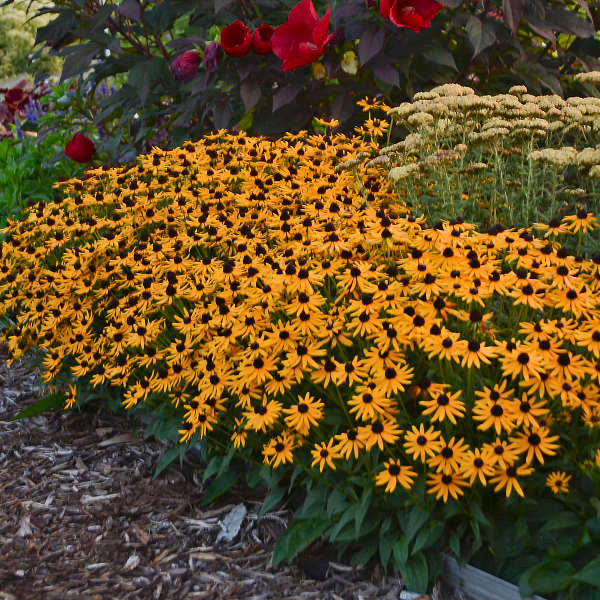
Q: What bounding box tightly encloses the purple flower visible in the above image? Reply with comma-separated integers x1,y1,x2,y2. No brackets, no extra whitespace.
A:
99,81,109,97
97,126,107,139
24,98,44,124
203,42,222,73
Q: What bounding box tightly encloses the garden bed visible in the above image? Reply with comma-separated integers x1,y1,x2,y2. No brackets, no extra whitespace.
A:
0,345,417,600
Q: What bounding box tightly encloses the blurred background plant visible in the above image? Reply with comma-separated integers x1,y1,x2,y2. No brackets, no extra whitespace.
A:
3,0,598,164
0,79,87,231
0,0,62,80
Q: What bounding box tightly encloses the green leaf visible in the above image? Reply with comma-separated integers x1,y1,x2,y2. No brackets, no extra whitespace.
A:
272,513,330,566
393,535,410,566
401,552,429,593
404,505,429,543
526,559,576,594
327,489,349,517
258,486,286,518
153,445,184,480
351,537,378,566
413,523,444,554
540,511,580,532
10,393,64,421
465,16,496,57
574,557,600,587
328,506,357,542
379,532,394,571
449,531,461,558
587,518,600,541
422,45,457,71
201,469,239,506
355,487,372,537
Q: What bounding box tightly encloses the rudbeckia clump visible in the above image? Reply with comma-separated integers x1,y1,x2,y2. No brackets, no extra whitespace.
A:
350,82,600,253
1,123,600,595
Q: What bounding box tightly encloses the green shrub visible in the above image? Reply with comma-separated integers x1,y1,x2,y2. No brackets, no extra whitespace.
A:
0,2,62,79
11,0,599,162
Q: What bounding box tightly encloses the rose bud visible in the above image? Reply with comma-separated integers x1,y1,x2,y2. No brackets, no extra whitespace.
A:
65,133,95,163
220,20,252,57
171,51,201,82
251,24,275,55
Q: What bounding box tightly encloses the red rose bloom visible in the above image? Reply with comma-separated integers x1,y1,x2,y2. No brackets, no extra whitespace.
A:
171,51,200,82
271,0,335,71
65,133,95,163
379,0,442,31
221,20,252,57
251,24,275,55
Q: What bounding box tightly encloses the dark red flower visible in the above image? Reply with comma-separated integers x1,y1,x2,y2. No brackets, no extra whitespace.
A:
271,0,335,71
171,51,200,82
221,20,252,57
251,24,275,55
65,133,95,163
379,0,442,31
4,88,25,105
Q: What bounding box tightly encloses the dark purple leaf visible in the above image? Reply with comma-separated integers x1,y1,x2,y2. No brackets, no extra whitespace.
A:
369,56,400,87
547,6,595,38
167,37,204,51
435,0,463,7
334,0,363,23
358,28,384,66
503,0,525,35
240,79,261,111
273,82,303,112
465,16,496,57
331,92,355,124
117,0,141,23
213,101,233,130
525,14,556,42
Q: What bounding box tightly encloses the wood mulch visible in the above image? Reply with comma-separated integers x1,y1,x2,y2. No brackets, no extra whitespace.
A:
0,345,448,600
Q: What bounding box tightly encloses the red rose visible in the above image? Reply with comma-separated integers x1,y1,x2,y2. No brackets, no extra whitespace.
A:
271,0,335,71
251,24,275,55
65,133,95,163
221,20,252,57
379,0,442,31
171,51,200,82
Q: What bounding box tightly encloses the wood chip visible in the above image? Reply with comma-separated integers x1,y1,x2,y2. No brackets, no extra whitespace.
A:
81,493,119,504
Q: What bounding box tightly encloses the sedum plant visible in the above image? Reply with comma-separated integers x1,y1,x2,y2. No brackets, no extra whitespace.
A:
344,81,600,251
1,115,600,595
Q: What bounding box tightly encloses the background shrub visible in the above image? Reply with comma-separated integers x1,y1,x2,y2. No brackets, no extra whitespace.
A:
9,0,599,163
0,1,62,80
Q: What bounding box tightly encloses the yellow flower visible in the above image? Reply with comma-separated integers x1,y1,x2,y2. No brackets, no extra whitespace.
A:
311,61,327,80
545,471,571,494
310,439,341,472
341,50,358,75
375,459,417,493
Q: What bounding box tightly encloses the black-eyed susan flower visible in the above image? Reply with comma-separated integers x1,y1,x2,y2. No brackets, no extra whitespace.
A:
358,418,402,451
460,448,495,485
283,393,324,436
403,423,443,463
427,471,468,503
472,396,516,434
428,436,469,474
263,431,296,467
243,399,283,432
489,463,533,498
510,393,549,428
375,459,417,493
310,439,341,472
481,439,520,468
334,428,364,459
545,471,571,494
419,389,465,424
511,426,560,464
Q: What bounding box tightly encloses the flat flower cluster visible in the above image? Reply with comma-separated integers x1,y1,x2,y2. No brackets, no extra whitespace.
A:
1,124,599,505
352,83,600,232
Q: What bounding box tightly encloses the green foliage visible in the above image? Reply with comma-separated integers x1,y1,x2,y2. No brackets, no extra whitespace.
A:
9,392,65,420
9,0,599,162
0,112,85,230
0,1,62,79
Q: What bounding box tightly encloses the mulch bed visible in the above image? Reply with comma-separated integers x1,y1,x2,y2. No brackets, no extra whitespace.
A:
0,345,434,600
